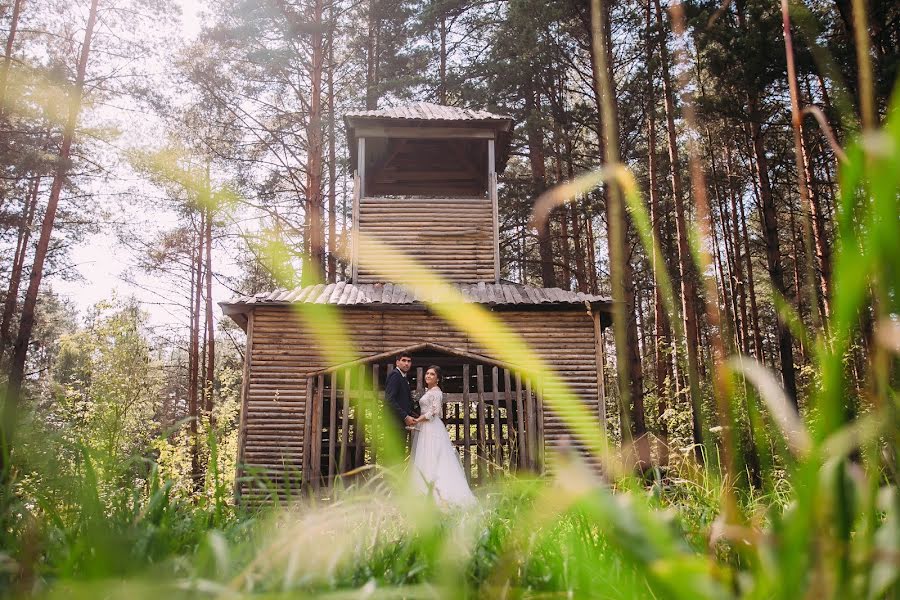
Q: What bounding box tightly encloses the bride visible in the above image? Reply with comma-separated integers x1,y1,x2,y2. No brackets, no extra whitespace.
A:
408,366,476,507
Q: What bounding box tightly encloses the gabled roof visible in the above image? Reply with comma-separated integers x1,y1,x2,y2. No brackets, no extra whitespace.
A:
344,102,513,125
220,281,612,330
307,341,522,376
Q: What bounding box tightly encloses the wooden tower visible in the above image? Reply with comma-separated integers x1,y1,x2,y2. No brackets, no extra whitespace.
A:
222,103,612,503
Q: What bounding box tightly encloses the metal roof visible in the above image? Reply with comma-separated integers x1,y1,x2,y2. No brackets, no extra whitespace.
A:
344,102,512,124
220,282,612,329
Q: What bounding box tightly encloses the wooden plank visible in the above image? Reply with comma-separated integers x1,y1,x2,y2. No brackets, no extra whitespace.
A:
339,368,351,473
491,366,503,469
371,363,380,464
234,311,255,504
503,369,516,473
353,125,496,140
515,372,526,468
310,374,324,491
328,371,337,485
488,139,500,283
535,378,545,472
476,365,487,482
525,378,537,470
462,363,472,481
593,311,608,447
354,365,365,467
301,376,314,490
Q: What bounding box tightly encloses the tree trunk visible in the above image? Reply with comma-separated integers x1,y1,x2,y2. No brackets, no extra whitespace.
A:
303,0,326,284
524,85,557,289
725,144,751,354
748,101,798,404
3,0,99,478
365,0,379,110
0,0,24,112
189,213,204,487
652,0,704,461
590,0,649,468
204,202,215,417
0,176,40,365
327,6,337,283
438,14,447,104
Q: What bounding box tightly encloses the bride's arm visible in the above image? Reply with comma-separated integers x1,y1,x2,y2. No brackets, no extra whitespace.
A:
417,389,442,421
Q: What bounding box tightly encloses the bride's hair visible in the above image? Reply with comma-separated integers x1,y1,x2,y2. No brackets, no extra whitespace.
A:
426,365,442,385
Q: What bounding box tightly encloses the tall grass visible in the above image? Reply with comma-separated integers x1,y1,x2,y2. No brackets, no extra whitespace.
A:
0,3,898,598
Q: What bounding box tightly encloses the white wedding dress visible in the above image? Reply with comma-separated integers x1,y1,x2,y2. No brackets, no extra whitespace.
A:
410,387,477,507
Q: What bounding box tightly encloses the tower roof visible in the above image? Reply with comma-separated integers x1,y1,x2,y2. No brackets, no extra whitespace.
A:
345,102,514,174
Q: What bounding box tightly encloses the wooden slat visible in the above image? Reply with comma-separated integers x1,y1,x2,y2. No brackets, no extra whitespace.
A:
354,366,365,467
302,376,314,489
462,363,472,480
370,363,380,463
491,366,503,469
535,378,545,472
503,369,516,473
234,311,255,503
339,368,351,473
515,372,525,468
353,125,496,139
328,371,337,484
593,310,607,444
310,374,324,491
525,377,536,470
476,365,487,482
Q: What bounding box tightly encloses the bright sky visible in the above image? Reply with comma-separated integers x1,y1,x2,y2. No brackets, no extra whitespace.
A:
47,0,224,330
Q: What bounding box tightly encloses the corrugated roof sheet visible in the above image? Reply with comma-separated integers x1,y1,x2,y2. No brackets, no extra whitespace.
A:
222,282,610,309
345,102,512,123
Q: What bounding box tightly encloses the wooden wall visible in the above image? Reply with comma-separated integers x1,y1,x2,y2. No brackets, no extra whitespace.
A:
356,196,495,283
237,305,605,502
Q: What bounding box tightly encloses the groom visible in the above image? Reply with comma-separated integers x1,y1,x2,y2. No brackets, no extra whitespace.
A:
384,352,417,457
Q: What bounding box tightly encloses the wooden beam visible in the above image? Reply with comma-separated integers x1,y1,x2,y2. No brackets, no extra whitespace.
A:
302,375,315,491
503,368,516,473
515,372,525,468
592,309,607,447
491,366,503,469
327,370,337,486
310,374,324,491
489,139,500,283
233,311,254,504
462,363,472,480
354,126,496,140
476,365,487,482
339,368,351,473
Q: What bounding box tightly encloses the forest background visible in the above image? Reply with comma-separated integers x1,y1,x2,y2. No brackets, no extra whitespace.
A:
0,0,897,595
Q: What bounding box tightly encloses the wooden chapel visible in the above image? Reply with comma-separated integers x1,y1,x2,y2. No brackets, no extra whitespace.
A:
221,102,613,503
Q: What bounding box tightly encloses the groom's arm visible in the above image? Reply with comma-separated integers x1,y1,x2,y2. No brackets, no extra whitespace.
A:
384,373,409,421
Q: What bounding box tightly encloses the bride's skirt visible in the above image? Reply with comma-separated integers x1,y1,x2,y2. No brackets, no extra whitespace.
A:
410,418,477,507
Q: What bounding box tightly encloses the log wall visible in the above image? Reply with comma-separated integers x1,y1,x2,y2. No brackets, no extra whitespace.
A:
356,196,495,283
238,305,605,502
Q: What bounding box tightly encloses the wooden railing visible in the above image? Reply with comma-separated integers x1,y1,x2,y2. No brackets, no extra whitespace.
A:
302,362,544,492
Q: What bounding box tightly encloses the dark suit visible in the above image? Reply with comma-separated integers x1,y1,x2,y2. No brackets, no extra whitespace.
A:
384,368,414,426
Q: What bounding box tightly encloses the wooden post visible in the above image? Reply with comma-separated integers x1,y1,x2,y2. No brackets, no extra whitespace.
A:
525,377,536,470
302,376,315,490
488,139,500,284
328,370,337,486
371,363,380,464
352,137,364,282
339,368,351,473
310,374,324,491
354,365,365,467
514,372,525,468
592,310,608,447
462,363,472,480
491,366,503,471
503,369,516,472
535,378,545,472
234,312,254,504
476,365,487,482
